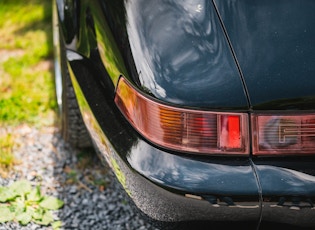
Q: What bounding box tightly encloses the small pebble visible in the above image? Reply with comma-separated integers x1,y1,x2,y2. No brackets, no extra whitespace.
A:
0,126,158,230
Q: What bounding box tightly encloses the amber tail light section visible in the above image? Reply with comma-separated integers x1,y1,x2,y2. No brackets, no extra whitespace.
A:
114,77,249,155
252,114,315,155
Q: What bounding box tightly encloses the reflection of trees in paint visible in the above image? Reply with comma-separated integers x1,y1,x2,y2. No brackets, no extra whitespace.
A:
111,157,132,197
90,0,129,86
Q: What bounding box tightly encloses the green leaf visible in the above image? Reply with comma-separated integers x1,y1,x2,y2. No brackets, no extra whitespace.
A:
0,180,64,227
39,196,64,210
51,220,63,230
34,210,54,226
7,204,16,212
12,197,26,212
16,210,32,225
32,207,44,220
0,206,15,223
0,186,16,202
8,203,25,218
9,180,32,197
27,186,42,202
42,211,54,225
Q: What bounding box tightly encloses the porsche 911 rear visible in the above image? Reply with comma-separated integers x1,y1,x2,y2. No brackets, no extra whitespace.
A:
54,0,315,229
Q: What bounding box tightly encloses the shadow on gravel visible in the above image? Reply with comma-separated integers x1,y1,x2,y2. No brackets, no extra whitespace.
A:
0,125,157,230
50,129,157,230
1,126,311,230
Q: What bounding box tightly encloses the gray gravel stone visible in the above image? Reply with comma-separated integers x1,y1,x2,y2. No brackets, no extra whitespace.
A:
0,125,159,230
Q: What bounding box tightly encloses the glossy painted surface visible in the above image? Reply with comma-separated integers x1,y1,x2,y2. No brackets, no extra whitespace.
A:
125,0,248,109
127,142,256,195
214,0,315,110
55,0,315,227
65,51,261,226
59,0,250,110
253,158,315,227
64,48,315,227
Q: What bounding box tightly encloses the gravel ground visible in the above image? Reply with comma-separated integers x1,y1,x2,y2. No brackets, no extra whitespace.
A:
0,125,158,230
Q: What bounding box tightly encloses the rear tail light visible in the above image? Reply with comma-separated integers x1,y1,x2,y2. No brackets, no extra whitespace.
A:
114,78,315,156
114,77,249,155
252,114,315,155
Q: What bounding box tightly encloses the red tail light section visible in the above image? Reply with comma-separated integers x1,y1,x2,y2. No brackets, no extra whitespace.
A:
220,115,242,149
114,77,249,155
114,77,315,156
252,114,315,155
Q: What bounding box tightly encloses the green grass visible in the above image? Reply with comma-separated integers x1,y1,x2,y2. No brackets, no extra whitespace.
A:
0,132,16,176
0,0,56,126
0,0,55,170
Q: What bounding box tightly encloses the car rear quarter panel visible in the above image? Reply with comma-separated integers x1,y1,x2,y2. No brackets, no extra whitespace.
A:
58,0,250,110
56,0,315,228
214,0,315,110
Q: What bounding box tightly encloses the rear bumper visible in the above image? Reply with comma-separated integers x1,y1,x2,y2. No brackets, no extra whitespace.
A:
254,159,315,228
67,53,315,229
111,144,261,223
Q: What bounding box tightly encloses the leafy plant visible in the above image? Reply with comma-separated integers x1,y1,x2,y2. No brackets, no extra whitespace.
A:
0,180,63,229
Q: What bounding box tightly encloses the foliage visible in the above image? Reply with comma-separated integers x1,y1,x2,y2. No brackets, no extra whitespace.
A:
0,0,56,126
0,180,63,229
0,0,55,177
0,132,17,176
0,2,64,229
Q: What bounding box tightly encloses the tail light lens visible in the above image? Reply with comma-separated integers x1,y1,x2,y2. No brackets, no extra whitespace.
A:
114,77,249,155
252,114,315,155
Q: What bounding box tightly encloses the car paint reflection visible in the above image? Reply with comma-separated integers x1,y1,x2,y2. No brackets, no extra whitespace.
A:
214,0,315,109
256,165,315,195
125,0,248,108
67,56,260,223
254,163,315,226
127,140,257,195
